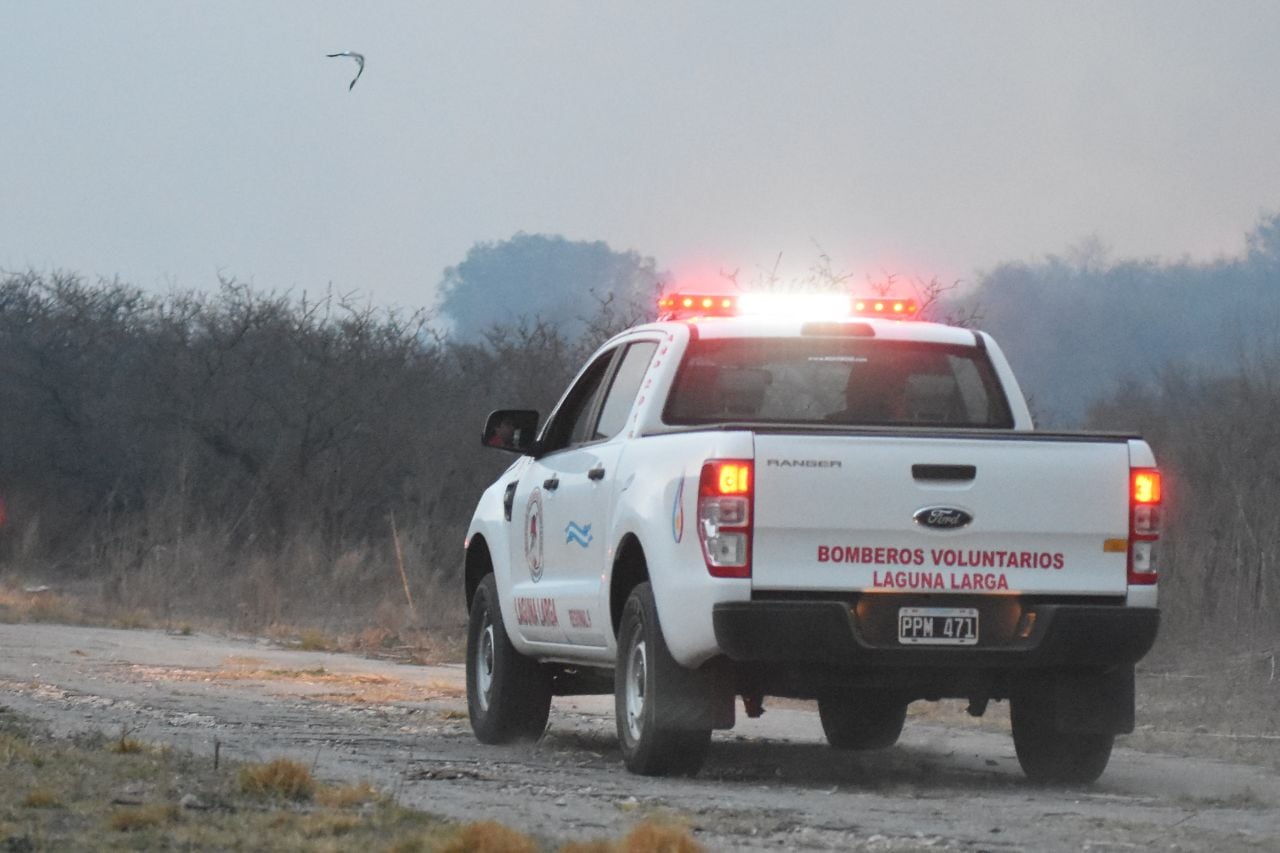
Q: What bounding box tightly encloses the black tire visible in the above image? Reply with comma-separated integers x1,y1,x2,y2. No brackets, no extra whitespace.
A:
817,694,907,750
615,582,711,776
466,574,552,744
1011,693,1114,784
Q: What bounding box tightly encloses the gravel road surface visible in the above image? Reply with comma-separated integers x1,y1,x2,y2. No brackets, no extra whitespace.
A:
1,623,1277,850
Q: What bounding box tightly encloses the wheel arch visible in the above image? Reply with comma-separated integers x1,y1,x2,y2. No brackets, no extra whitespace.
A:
465,535,494,611
610,533,650,637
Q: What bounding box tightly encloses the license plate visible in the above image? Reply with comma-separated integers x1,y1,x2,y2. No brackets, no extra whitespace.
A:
897,607,979,646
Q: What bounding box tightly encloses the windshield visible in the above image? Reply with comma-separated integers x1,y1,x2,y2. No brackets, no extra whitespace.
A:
664,337,1013,428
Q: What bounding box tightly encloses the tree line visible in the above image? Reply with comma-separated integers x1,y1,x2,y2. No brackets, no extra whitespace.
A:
0,271,624,629
2,252,1276,654
965,214,1280,426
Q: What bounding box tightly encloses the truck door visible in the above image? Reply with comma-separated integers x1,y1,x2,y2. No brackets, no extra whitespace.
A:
509,340,657,647
509,351,613,646
543,340,656,647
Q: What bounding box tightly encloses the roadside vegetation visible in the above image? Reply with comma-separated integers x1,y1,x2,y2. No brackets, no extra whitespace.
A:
0,707,702,852
0,242,1277,758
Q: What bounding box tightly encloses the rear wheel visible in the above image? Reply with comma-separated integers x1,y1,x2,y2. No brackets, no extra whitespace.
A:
1011,693,1114,784
615,583,711,776
818,694,907,750
466,574,552,743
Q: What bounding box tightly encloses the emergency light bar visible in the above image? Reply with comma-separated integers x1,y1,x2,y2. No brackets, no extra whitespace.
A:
657,292,919,321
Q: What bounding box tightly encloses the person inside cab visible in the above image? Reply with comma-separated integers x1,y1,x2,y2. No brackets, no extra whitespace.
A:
827,358,909,424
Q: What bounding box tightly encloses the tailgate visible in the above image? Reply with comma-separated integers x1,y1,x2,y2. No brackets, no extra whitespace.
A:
752,434,1132,596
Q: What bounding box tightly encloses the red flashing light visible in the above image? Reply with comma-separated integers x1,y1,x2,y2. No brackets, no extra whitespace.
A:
658,293,738,320
697,459,753,578
1128,467,1162,585
704,461,751,496
852,297,918,318
1131,470,1161,504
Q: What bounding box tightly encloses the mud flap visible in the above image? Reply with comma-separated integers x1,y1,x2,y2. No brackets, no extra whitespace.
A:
1052,665,1135,734
651,652,736,731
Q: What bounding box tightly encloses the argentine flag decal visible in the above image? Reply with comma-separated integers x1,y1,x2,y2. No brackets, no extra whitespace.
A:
671,474,685,543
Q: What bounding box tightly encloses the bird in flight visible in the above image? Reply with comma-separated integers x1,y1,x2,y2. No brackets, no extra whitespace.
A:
326,51,365,90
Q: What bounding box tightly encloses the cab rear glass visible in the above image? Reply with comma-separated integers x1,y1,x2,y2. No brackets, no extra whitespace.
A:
663,338,1014,428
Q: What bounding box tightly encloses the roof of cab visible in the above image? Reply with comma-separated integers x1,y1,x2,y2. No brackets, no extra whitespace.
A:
623,315,981,346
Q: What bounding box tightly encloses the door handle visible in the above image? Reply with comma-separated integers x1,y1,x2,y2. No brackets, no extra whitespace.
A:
912,464,976,482
587,466,606,481
543,476,560,491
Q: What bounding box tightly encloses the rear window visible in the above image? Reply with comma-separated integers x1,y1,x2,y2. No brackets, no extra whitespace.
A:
663,337,1013,428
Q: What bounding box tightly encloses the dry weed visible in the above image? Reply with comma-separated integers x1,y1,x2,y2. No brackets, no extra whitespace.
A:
21,788,62,808
107,803,181,831
437,820,539,853
109,734,146,754
618,821,703,853
297,627,334,651
238,757,317,801
0,732,38,763
300,812,365,838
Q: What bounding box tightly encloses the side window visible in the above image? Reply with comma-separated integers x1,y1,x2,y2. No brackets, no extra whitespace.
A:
594,342,658,440
540,350,616,453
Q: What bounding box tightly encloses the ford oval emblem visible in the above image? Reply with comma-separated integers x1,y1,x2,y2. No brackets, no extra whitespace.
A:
914,506,973,530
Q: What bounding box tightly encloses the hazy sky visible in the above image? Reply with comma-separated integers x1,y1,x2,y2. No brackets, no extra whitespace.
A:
5,2,1280,312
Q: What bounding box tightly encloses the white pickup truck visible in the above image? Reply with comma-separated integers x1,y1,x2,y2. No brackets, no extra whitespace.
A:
463,292,1162,783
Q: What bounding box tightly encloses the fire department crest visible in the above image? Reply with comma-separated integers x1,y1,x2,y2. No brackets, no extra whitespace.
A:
524,489,544,582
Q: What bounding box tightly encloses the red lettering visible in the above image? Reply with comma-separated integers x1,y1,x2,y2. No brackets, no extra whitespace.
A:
818,545,830,562
538,598,558,627
1052,553,1064,570
515,597,536,626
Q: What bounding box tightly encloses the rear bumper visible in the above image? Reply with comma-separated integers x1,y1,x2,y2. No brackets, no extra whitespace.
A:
713,598,1159,669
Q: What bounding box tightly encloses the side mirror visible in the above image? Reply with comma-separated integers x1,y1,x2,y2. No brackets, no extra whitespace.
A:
482,409,540,454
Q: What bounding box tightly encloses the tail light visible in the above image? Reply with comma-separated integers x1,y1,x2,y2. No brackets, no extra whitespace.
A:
698,460,753,578
1128,468,1162,585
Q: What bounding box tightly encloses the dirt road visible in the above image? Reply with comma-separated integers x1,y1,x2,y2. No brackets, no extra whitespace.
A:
1,623,1276,850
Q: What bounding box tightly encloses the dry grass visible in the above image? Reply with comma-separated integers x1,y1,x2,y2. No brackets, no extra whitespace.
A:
0,709,452,849
0,706,710,852
107,803,181,831
615,821,704,853
20,788,61,809
0,733,38,764
238,757,317,801
436,821,540,853
109,732,147,754
560,821,704,853
0,583,84,625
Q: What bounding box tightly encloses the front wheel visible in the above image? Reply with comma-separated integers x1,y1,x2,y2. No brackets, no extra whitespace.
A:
466,574,552,743
615,582,711,776
1011,693,1114,784
818,694,907,750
